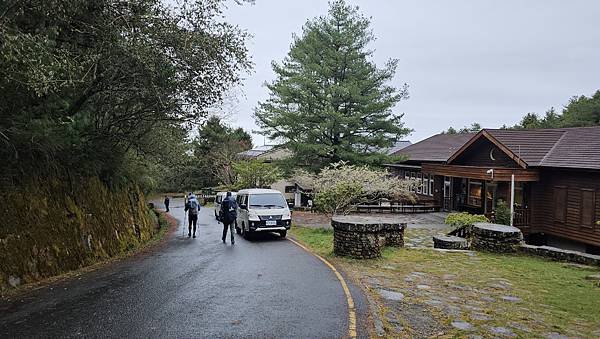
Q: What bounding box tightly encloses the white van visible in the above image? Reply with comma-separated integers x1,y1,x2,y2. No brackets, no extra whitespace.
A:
214,191,237,219
235,189,292,238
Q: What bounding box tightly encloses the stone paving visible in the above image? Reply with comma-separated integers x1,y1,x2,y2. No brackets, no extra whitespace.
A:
293,211,453,249
334,251,600,338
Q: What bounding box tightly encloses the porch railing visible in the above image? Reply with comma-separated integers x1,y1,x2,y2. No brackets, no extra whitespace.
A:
487,207,530,227
513,207,530,227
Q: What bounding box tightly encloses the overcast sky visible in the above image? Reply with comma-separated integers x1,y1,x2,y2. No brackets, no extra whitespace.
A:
222,0,600,145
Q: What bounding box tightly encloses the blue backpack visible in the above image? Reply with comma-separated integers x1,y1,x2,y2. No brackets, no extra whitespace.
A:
188,199,199,215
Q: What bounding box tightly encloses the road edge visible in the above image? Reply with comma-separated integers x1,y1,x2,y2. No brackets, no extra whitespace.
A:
287,238,357,339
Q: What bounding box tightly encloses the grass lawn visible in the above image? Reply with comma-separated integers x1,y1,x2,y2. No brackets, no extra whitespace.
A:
290,226,600,338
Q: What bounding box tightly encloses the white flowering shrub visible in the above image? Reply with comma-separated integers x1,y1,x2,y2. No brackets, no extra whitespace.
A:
294,162,417,215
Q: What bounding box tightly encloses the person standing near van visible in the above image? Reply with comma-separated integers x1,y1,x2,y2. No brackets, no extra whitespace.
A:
220,192,237,245
184,193,200,238
164,195,170,212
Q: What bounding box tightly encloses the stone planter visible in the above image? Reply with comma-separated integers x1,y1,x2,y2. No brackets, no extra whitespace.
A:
332,216,406,259
471,222,523,253
433,235,469,250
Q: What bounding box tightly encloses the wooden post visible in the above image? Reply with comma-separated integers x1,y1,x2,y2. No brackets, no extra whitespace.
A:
510,174,515,227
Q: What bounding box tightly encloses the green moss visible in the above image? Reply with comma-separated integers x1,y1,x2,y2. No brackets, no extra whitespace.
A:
0,176,159,292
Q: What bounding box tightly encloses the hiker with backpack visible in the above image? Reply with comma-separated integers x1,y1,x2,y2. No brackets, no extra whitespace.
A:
219,192,238,245
184,193,200,238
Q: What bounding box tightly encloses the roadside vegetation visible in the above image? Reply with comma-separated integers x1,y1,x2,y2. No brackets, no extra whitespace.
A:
290,226,600,337
1,0,250,191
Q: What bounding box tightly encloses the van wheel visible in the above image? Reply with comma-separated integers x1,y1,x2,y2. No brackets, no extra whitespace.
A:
279,230,287,238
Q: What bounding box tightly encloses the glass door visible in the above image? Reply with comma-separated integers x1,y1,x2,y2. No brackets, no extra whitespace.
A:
485,182,497,214
443,176,452,211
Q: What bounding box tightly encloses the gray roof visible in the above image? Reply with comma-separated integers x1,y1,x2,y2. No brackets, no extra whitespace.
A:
488,126,600,170
396,127,600,170
383,140,412,155
393,133,475,162
237,145,275,158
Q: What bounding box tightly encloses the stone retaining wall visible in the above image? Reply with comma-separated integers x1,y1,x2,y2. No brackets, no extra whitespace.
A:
433,235,469,250
0,177,158,292
332,216,406,259
471,223,523,253
519,244,600,267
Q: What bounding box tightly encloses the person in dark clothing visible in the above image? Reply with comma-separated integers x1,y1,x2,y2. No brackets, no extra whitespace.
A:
184,193,200,238
219,192,238,245
164,196,170,212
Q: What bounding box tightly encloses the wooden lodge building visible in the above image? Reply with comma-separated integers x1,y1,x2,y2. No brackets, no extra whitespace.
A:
387,126,600,253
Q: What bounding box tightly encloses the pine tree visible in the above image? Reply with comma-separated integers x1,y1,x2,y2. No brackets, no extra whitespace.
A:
254,0,410,172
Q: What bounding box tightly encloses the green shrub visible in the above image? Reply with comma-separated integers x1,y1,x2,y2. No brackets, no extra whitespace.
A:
445,212,489,227
314,182,364,215
494,199,511,225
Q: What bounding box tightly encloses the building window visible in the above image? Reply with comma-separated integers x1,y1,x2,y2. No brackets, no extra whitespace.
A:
417,173,422,193
423,174,429,196
467,180,482,206
285,185,295,193
429,176,434,196
581,189,595,227
553,186,567,223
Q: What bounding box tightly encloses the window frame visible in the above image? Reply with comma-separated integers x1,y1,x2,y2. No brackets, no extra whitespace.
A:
429,175,435,197
580,189,595,227
467,179,483,206
553,186,567,223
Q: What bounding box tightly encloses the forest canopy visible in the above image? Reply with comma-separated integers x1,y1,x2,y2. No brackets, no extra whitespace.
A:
0,0,251,186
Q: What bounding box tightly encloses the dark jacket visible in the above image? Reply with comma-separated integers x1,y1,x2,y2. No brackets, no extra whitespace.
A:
219,197,238,223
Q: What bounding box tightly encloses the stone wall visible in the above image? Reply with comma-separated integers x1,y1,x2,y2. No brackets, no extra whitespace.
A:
332,216,405,259
0,177,158,292
471,223,523,253
433,235,469,250
519,244,600,267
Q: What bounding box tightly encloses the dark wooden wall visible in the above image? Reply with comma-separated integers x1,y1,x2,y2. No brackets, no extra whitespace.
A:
530,168,600,246
451,137,520,168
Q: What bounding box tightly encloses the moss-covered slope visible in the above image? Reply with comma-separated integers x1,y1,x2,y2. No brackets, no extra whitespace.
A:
0,177,158,292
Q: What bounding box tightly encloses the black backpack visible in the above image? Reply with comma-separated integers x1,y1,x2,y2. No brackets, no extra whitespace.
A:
221,198,237,223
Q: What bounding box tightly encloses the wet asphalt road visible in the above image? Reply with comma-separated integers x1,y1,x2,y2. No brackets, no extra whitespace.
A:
0,199,368,338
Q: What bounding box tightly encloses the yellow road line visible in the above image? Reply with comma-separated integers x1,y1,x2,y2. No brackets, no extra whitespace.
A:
288,238,357,339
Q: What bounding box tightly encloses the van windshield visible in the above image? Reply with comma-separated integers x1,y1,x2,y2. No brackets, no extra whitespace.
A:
249,193,287,209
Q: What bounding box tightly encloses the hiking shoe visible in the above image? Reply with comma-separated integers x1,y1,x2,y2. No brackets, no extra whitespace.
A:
188,233,191,237
193,234,196,238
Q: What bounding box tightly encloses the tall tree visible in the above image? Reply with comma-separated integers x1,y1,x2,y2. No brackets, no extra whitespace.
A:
443,123,482,134
192,117,252,188
511,90,600,129
561,90,600,127
254,0,410,172
0,0,251,184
